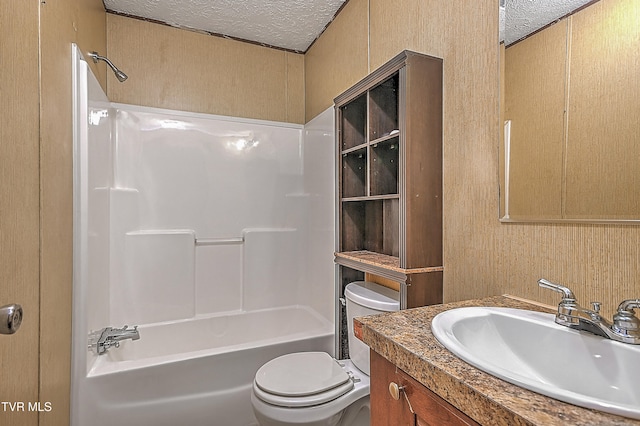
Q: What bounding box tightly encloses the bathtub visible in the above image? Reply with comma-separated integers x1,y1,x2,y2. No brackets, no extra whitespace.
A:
78,305,334,426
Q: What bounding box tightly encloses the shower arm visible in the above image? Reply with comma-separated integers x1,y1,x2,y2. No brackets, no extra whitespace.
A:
87,51,128,82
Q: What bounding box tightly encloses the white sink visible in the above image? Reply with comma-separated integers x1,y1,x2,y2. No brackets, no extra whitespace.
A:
431,307,640,420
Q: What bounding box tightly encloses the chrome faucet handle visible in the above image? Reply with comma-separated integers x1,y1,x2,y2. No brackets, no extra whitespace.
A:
538,279,580,326
538,279,576,302
612,299,640,340
103,339,120,349
617,299,640,314
591,302,601,313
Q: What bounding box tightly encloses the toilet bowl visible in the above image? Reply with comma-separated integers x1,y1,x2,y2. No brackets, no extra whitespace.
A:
251,281,399,426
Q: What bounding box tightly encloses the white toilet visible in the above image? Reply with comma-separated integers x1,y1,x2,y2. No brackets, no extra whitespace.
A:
251,281,400,426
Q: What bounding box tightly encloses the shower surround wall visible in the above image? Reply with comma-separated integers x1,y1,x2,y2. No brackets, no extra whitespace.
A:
72,48,336,425
109,105,331,324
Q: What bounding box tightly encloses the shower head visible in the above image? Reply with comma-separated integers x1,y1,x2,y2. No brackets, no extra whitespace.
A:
87,51,128,82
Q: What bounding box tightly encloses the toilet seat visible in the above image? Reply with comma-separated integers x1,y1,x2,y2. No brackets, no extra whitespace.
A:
253,352,354,408
253,378,354,408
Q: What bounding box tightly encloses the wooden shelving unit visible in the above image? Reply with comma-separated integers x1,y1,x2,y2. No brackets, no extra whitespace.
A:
334,50,443,358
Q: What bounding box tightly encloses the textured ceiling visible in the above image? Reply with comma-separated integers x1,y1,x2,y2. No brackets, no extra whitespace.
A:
103,0,346,52
503,0,595,45
104,0,596,52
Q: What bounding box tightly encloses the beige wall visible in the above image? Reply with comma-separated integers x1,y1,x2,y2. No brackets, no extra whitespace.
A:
304,0,370,121
0,1,40,425
39,0,107,425
3,1,105,424
106,14,305,124
306,0,640,319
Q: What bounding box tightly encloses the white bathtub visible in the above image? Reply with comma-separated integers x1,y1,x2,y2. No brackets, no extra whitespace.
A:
78,305,334,426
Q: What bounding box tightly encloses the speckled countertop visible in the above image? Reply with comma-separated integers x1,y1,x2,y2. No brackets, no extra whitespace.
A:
355,295,640,426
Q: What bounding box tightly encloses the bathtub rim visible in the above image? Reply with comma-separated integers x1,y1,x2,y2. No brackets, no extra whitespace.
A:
87,304,334,378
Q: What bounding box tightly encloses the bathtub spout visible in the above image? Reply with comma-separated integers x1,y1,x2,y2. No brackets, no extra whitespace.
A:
89,325,140,355
108,325,140,342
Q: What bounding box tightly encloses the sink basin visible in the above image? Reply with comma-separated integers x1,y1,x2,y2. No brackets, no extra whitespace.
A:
431,307,640,420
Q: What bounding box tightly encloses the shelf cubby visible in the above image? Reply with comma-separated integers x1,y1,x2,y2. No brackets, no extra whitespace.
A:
340,94,367,151
370,136,399,196
369,73,399,141
341,147,367,198
341,199,399,257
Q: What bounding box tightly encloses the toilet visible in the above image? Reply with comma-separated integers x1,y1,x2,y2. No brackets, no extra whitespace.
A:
251,281,400,426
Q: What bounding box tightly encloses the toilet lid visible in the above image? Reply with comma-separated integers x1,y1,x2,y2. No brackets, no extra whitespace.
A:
253,378,354,408
255,352,351,397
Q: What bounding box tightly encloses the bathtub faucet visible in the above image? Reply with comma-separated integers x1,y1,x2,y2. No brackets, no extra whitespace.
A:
89,325,140,355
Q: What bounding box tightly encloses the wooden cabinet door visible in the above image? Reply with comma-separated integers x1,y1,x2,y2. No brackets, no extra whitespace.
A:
370,350,415,425
370,350,480,426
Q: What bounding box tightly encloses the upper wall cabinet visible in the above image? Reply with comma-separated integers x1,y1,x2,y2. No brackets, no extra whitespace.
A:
334,50,443,310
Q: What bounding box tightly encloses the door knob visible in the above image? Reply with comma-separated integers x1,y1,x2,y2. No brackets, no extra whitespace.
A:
0,304,23,335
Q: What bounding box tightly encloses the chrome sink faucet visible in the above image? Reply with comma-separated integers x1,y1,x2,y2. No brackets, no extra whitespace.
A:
88,325,140,355
538,278,640,344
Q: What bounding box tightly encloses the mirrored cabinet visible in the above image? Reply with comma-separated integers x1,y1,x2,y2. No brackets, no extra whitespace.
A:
334,50,443,358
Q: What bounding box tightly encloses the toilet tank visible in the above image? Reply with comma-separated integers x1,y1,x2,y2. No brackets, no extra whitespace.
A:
344,281,399,375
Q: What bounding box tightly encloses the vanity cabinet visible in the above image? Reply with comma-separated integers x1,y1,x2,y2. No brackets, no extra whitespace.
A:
334,50,443,357
370,350,480,426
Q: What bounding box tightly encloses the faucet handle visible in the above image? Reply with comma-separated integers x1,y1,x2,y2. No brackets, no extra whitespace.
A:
591,302,601,313
104,340,120,349
538,279,580,327
617,299,640,315
538,279,576,302
612,299,640,339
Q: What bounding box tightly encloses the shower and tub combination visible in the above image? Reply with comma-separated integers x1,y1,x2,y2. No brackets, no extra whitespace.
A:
71,45,336,426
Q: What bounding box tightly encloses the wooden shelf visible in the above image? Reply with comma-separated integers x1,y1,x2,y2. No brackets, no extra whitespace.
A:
335,251,443,277
341,143,368,155
341,194,399,202
336,50,443,270
335,251,444,311
370,132,400,145
333,51,443,357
